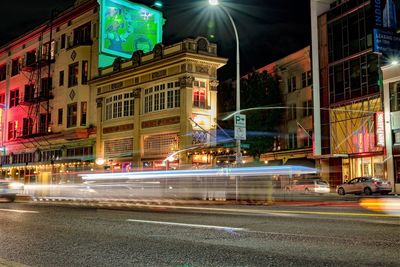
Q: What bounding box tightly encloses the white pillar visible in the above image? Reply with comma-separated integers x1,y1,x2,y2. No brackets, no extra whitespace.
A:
383,78,395,190
310,0,331,156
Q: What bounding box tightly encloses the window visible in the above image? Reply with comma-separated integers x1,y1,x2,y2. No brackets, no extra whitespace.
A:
41,150,62,161
68,62,79,87
81,102,87,126
302,100,313,117
175,89,180,107
26,50,36,66
288,104,296,121
302,71,312,88
167,91,174,108
39,113,50,134
61,34,66,49
8,121,17,140
22,119,33,137
143,82,180,114
193,80,207,108
11,58,19,76
104,92,134,121
67,103,77,128
123,93,134,117
0,93,5,105
73,22,91,46
40,77,52,98
41,41,55,61
291,76,297,91
67,146,93,158
58,108,63,125
59,71,64,86
10,89,19,108
0,65,6,81
81,61,88,84
288,133,298,149
24,84,35,102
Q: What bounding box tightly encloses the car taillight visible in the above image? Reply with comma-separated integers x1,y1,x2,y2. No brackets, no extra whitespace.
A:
373,181,382,186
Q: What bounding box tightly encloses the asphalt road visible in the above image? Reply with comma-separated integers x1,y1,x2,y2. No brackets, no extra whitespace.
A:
0,202,399,267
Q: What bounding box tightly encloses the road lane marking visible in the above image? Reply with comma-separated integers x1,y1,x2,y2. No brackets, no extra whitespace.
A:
127,219,246,231
126,204,400,218
0,208,38,214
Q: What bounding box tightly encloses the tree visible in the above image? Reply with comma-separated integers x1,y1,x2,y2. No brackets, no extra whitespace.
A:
218,70,283,159
241,70,283,159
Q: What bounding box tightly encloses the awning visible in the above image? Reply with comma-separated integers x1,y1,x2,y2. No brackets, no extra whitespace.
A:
284,158,315,168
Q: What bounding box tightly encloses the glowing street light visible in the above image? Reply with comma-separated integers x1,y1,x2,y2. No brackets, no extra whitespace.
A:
209,0,219,6
208,0,242,165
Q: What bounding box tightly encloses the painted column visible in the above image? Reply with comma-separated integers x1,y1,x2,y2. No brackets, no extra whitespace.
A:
383,81,395,190
310,0,331,156
179,75,194,166
133,89,141,168
95,97,103,162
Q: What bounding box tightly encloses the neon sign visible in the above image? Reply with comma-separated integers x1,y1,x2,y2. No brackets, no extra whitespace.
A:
375,112,385,147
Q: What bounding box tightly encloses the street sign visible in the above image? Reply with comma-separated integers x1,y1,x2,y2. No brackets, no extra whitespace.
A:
223,143,250,149
234,114,246,140
234,126,246,140
234,114,246,127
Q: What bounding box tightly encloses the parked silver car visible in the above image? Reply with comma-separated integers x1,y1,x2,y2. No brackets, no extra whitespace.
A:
336,177,392,195
0,180,24,202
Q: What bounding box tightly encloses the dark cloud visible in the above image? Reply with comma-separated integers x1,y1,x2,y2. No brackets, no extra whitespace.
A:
0,0,310,79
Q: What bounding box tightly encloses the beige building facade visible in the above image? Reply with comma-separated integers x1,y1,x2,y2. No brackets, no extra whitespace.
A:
92,37,227,170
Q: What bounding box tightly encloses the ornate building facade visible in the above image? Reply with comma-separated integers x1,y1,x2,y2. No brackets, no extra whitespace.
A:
92,37,227,169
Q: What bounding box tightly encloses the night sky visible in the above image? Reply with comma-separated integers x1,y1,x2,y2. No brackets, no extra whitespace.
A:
0,0,311,79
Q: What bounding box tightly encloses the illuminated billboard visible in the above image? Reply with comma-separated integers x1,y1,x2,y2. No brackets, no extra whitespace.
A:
98,0,164,60
371,0,400,56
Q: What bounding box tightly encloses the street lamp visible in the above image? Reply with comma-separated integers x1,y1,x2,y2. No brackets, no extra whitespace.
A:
208,0,242,165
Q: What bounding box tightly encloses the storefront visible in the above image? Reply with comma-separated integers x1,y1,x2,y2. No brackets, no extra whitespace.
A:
345,155,385,179
330,98,385,182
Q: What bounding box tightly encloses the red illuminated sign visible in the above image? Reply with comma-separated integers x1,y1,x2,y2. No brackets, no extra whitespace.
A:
375,112,385,147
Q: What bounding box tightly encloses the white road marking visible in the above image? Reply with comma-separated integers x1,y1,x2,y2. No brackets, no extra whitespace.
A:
0,208,38,214
127,219,246,231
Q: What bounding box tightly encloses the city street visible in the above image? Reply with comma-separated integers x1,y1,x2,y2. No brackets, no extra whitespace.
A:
0,201,399,267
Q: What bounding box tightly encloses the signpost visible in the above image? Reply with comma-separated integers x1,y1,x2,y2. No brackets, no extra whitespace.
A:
234,114,246,140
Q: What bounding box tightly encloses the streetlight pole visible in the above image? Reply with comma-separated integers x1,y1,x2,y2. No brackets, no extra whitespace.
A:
209,0,241,165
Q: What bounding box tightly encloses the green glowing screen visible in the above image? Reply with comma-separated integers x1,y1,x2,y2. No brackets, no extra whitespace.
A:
98,0,164,63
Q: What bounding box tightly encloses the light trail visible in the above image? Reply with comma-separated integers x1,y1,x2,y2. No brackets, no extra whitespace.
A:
126,219,246,231
0,209,39,214
79,165,317,181
125,204,400,218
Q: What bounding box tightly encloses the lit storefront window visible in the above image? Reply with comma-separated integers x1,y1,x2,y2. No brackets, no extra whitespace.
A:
330,98,382,154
